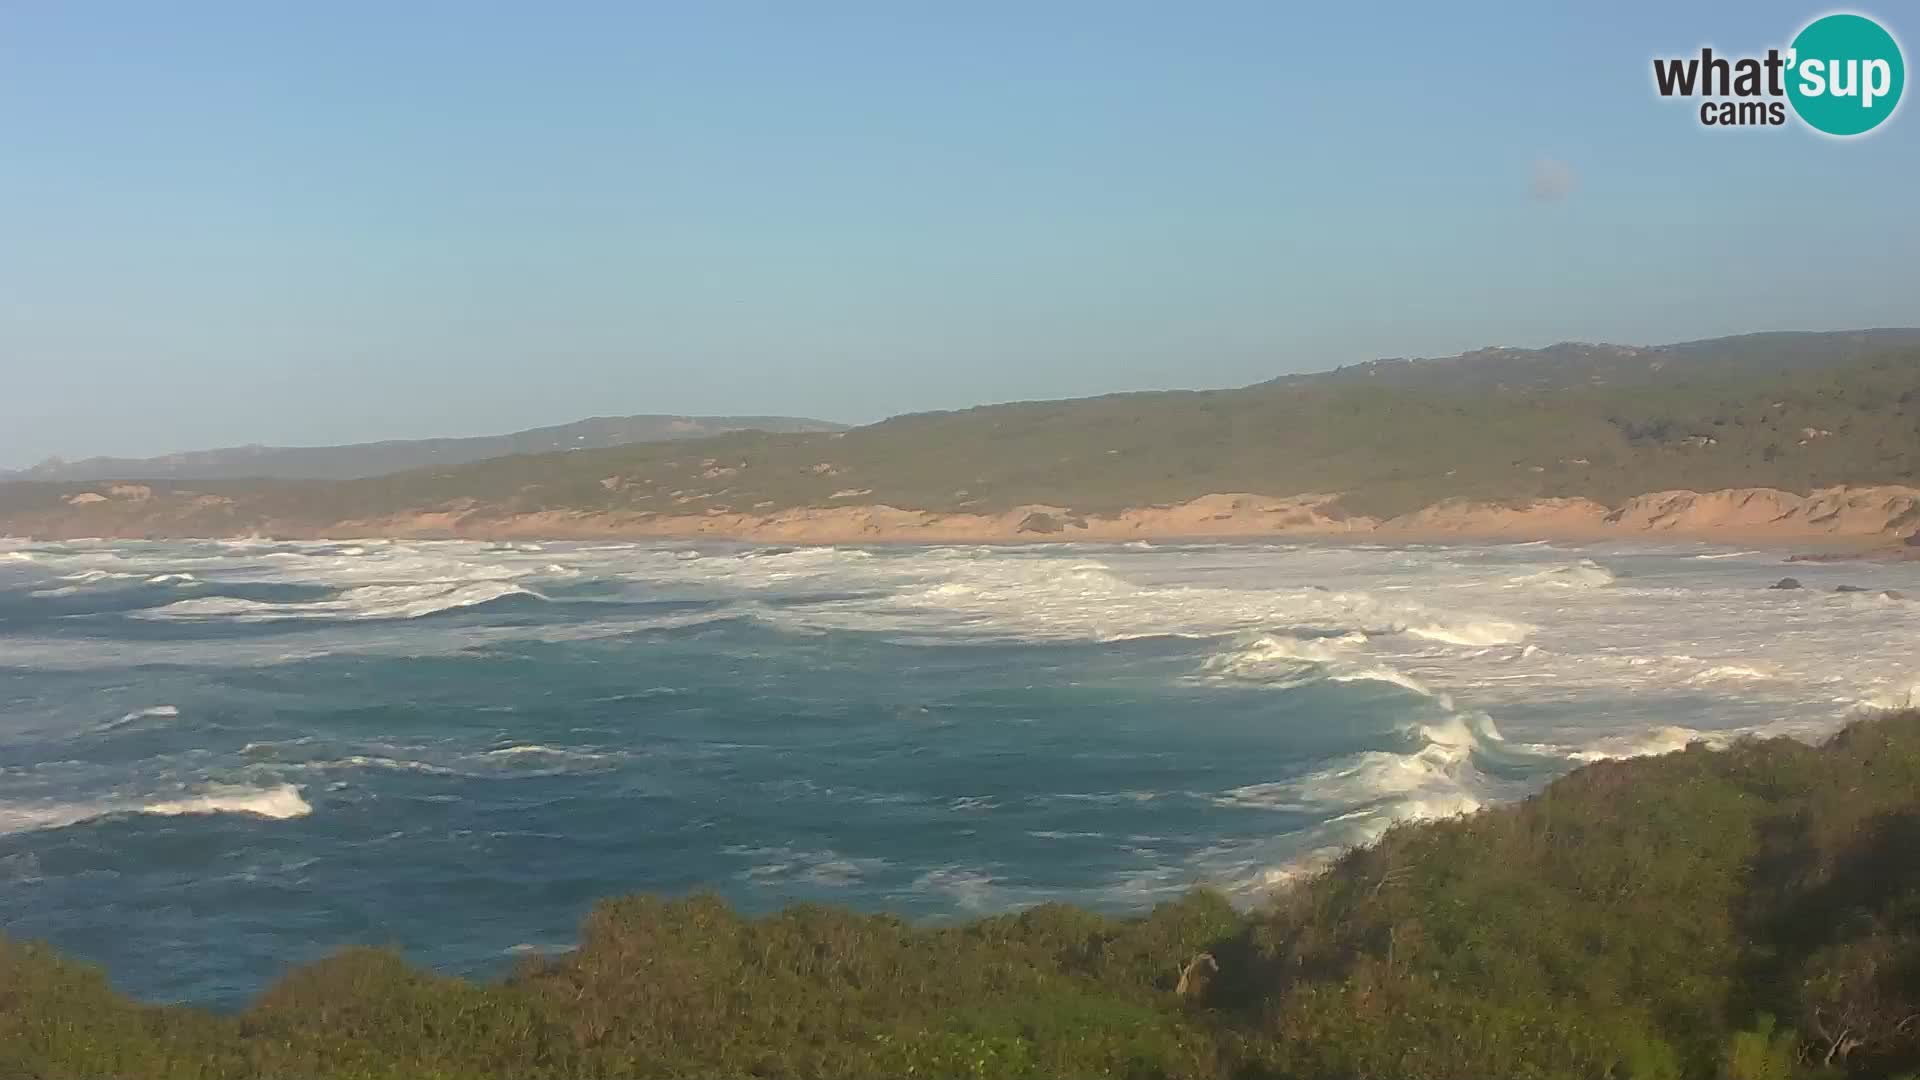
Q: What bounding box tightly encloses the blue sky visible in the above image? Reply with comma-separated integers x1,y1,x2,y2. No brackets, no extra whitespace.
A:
2,2,1916,466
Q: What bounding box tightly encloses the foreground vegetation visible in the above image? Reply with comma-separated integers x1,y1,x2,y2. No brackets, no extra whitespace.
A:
6,711,1919,1079
3,331,1919,535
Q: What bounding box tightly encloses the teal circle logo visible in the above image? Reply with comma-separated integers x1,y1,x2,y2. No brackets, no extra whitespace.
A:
1787,13,1905,136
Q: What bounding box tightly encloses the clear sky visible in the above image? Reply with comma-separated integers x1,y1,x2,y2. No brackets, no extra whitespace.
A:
2,1,1916,467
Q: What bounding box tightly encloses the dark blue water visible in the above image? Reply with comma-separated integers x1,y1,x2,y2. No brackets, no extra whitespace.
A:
2,538,1913,1006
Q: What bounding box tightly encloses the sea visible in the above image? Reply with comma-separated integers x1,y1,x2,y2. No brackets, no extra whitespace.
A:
2,535,1916,1008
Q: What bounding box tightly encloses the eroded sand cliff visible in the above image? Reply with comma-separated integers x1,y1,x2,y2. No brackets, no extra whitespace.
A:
7,485,1919,550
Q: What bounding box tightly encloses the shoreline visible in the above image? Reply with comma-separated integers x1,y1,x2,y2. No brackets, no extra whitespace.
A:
4,484,1918,556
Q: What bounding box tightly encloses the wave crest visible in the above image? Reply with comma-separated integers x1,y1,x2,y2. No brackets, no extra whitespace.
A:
137,580,539,621
1405,618,1531,647
1507,560,1615,589
139,783,313,820
0,783,311,836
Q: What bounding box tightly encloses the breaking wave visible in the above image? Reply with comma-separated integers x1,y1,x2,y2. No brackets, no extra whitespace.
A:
483,744,609,763
1507,560,1615,589
1202,632,1368,683
1215,712,1516,891
0,784,312,836
139,784,313,820
1689,664,1773,685
1404,618,1531,647
137,580,540,621
1200,632,1457,707
98,704,182,731
1858,682,1920,713
1328,667,1440,699
1569,726,1715,762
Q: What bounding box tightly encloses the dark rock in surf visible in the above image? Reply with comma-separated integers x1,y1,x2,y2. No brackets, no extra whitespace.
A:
1769,577,1803,590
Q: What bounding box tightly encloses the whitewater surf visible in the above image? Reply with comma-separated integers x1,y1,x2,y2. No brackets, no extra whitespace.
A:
2,535,1915,1006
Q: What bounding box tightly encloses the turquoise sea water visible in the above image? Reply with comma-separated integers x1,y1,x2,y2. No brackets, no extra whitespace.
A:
2,537,1915,1007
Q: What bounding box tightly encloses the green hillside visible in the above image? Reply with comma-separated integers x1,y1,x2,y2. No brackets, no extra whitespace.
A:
2,331,1918,531
1285,328,1920,394
7,711,1919,1079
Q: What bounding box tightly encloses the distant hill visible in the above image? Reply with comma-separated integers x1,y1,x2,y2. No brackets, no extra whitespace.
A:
1281,328,1920,393
3,329,1919,538
1,415,847,482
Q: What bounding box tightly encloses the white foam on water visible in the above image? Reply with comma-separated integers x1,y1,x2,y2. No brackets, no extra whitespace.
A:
0,801,120,836
727,846,890,888
139,783,312,820
1328,667,1443,701
294,755,460,776
1202,632,1370,683
330,580,537,619
1198,629,1458,707
1689,664,1774,684
50,569,142,585
134,596,279,618
1405,618,1532,647
483,743,601,759
1857,682,1920,713
1050,790,1164,805
0,783,312,836
1569,726,1716,762
912,866,1001,910
136,580,536,621
98,704,182,731
1209,711,1515,895
1222,712,1501,815
1507,560,1615,589
730,548,1538,658
473,744,616,773
34,536,1907,766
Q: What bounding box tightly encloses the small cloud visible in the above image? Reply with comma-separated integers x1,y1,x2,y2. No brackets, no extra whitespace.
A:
1529,158,1578,201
